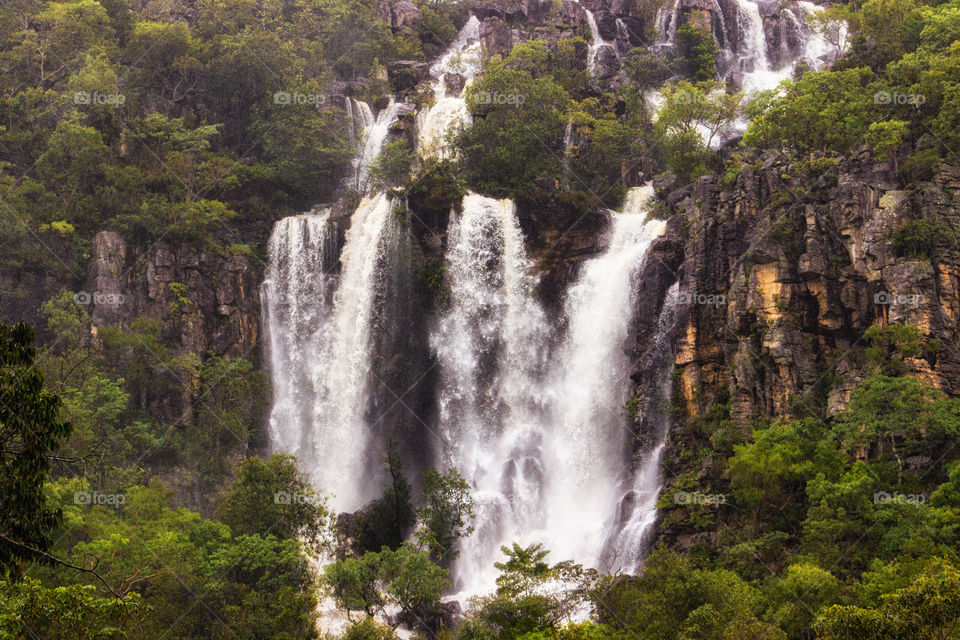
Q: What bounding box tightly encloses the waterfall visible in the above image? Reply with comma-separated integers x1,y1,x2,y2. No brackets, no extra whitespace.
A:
346,98,375,148
433,187,668,595
562,121,574,188
431,193,551,594
649,0,843,147
355,99,401,193
265,193,401,513
727,0,842,93
417,16,483,159
573,2,616,75
583,9,605,74
263,211,338,465
602,281,680,574
539,186,666,566
798,1,847,64
654,0,840,94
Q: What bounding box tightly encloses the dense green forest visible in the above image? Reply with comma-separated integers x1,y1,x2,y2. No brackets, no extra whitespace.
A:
2,0,960,638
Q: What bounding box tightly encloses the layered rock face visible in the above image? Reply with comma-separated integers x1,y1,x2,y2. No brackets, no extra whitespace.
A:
84,232,261,422
635,156,960,434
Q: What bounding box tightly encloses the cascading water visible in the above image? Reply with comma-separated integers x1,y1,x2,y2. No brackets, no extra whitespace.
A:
265,193,401,513
573,1,617,75
583,10,606,74
433,186,669,595
538,186,666,567
355,99,401,193
431,193,552,594
562,121,574,188
263,210,338,465
417,16,483,159
602,281,680,574
654,0,841,93
651,0,843,146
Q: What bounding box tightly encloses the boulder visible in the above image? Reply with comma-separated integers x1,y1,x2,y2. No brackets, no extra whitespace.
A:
391,0,423,33
387,60,431,92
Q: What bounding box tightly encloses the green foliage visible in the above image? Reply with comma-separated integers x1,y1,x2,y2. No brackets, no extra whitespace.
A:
815,559,960,639
0,577,140,639
407,160,467,220
831,374,960,461
866,119,909,161
893,218,946,258
0,322,72,572
744,68,879,154
655,81,742,182
595,549,784,640
352,443,416,553
744,0,960,165
565,97,636,206
460,56,570,194
674,19,718,81
40,479,320,638
216,453,332,550
370,140,415,190
325,545,449,621
416,468,476,564
847,0,925,72
183,352,268,471
341,617,399,640
460,544,594,639
863,323,940,375
728,418,844,531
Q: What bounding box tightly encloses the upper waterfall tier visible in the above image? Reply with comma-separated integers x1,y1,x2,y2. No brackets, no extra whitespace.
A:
354,99,401,193
417,16,483,159
655,0,842,94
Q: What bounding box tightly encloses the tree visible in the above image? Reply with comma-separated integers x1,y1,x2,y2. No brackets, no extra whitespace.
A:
594,549,784,640
761,563,843,639
216,453,332,551
674,20,718,81
743,68,879,155
461,543,594,639
460,59,570,194
815,559,960,640
565,97,637,206
340,617,399,640
416,468,475,564
849,0,924,72
353,442,416,553
654,81,741,181
831,375,960,478
324,545,448,625
378,545,449,624
0,577,140,639
728,418,844,531
0,322,72,572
